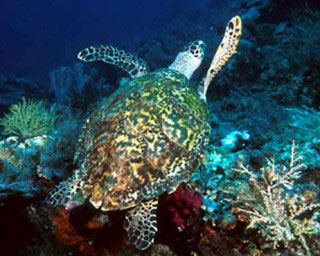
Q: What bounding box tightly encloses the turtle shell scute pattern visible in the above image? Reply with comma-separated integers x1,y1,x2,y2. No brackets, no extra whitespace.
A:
76,69,210,211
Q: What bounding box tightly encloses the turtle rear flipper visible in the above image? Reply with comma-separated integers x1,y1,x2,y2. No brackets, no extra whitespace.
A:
78,45,149,78
45,170,83,208
123,199,158,250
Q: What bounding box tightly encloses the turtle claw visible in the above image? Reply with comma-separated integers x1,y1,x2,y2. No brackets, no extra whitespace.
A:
123,198,158,250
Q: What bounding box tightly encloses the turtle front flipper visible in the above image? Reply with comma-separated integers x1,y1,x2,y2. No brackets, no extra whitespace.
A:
199,16,242,99
123,199,158,250
78,45,150,78
45,169,84,208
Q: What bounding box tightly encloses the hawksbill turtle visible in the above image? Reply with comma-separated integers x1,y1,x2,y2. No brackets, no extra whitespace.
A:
46,16,242,250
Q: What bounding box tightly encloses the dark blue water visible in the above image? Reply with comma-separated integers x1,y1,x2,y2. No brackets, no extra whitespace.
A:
0,0,229,81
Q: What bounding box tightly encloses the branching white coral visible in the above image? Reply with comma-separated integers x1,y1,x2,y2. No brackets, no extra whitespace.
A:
233,141,320,255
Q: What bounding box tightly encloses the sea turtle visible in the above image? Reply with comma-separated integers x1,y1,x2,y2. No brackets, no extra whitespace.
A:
46,16,242,250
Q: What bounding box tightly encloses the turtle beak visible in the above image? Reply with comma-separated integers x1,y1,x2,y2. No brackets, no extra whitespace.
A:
197,40,207,58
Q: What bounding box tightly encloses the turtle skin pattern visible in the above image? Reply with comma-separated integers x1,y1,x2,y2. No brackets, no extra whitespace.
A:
75,68,211,212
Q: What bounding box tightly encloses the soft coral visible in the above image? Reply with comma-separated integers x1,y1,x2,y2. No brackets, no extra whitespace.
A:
164,184,203,230
51,206,97,255
157,184,203,255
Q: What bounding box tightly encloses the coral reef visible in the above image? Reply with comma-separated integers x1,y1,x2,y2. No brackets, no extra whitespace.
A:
51,206,97,255
135,244,177,256
219,5,320,109
156,185,203,255
163,185,203,230
232,143,320,255
190,135,249,227
48,62,114,109
0,97,58,140
0,104,81,200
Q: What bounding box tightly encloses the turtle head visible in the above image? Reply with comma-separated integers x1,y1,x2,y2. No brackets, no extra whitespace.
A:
169,40,206,79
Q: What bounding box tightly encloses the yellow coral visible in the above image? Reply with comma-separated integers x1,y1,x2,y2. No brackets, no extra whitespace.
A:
0,97,57,140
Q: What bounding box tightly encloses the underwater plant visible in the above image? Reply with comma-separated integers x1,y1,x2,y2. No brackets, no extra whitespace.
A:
0,97,58,140
233,142,320,255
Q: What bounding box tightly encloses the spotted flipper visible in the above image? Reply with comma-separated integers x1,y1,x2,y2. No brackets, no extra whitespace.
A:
200,16,242,99
45,169,83,208
123,199,158,250
78,45,150,78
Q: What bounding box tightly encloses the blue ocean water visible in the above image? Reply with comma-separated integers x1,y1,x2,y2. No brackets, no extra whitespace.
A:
0,0,232,81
